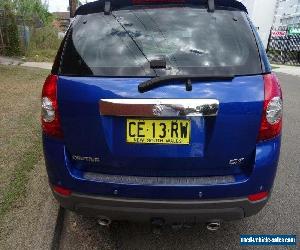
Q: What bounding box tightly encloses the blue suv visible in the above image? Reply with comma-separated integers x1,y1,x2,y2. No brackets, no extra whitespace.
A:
42,0,283,226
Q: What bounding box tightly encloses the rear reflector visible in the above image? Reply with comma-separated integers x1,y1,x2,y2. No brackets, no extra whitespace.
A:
257,73,283,141
248,191,268,202
53,185,72,196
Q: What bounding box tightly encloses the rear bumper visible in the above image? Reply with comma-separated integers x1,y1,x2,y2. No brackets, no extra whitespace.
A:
52,187,268,223
43,135,281,201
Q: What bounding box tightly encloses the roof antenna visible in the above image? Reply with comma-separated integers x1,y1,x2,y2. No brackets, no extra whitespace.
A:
208,0,215,12
104,1,111,15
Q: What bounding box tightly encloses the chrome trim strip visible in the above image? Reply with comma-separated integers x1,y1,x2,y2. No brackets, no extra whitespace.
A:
84,172,235,185
100,99,219,117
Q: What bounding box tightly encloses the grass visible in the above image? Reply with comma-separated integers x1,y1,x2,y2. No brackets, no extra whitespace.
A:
0,143,42,219
0,65,49,221
25,48,58,62
24,25,61,62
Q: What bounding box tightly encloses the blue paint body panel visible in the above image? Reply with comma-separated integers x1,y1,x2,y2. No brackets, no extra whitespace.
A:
56,75,264,177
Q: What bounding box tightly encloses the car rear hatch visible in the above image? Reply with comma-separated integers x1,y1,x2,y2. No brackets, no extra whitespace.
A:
56,4,264,177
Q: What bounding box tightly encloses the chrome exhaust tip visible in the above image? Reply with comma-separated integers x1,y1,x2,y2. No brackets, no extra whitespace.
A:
206,221,221,231
97,217,112,227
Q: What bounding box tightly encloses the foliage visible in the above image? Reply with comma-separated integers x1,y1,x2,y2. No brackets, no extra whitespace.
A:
0,0,58,58
0,6,21,56
30,24,61,50
0,0,52,25
268,49,300,66
25,23,62,62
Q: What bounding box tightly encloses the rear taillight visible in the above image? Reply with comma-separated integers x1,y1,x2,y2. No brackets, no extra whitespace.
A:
257,73,283,142
41,75,63,139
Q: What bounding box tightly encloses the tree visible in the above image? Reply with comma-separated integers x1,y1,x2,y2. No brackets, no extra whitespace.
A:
0,0,53,56
69,0,77,18
0,0,52,25
69,0,88,17
0,4,21,56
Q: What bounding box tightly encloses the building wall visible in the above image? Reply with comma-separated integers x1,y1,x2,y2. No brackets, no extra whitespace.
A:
274,0,300,27
240,0,277,48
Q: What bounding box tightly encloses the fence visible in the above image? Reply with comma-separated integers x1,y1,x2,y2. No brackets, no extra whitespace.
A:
267,27,300,66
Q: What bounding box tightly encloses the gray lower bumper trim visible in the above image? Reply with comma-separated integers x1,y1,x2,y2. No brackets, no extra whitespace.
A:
53,191,268,223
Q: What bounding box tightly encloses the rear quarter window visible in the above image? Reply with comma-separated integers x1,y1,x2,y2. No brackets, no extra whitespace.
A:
59,6,262,77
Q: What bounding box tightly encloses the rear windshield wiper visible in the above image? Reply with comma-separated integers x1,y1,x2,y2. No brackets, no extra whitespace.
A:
138,74,235,93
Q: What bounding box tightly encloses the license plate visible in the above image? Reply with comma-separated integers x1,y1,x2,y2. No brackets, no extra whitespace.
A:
126,119,191,144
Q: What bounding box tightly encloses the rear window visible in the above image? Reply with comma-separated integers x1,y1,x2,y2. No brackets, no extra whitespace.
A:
59,6,262,76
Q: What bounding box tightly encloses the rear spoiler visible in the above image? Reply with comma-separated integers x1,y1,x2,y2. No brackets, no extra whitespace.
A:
75,0,248,16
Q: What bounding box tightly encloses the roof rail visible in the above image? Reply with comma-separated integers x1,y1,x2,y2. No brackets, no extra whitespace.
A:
207,0,215,12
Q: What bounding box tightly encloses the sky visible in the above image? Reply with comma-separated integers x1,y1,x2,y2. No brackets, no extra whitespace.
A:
45,0,94,13
45,0,68,12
